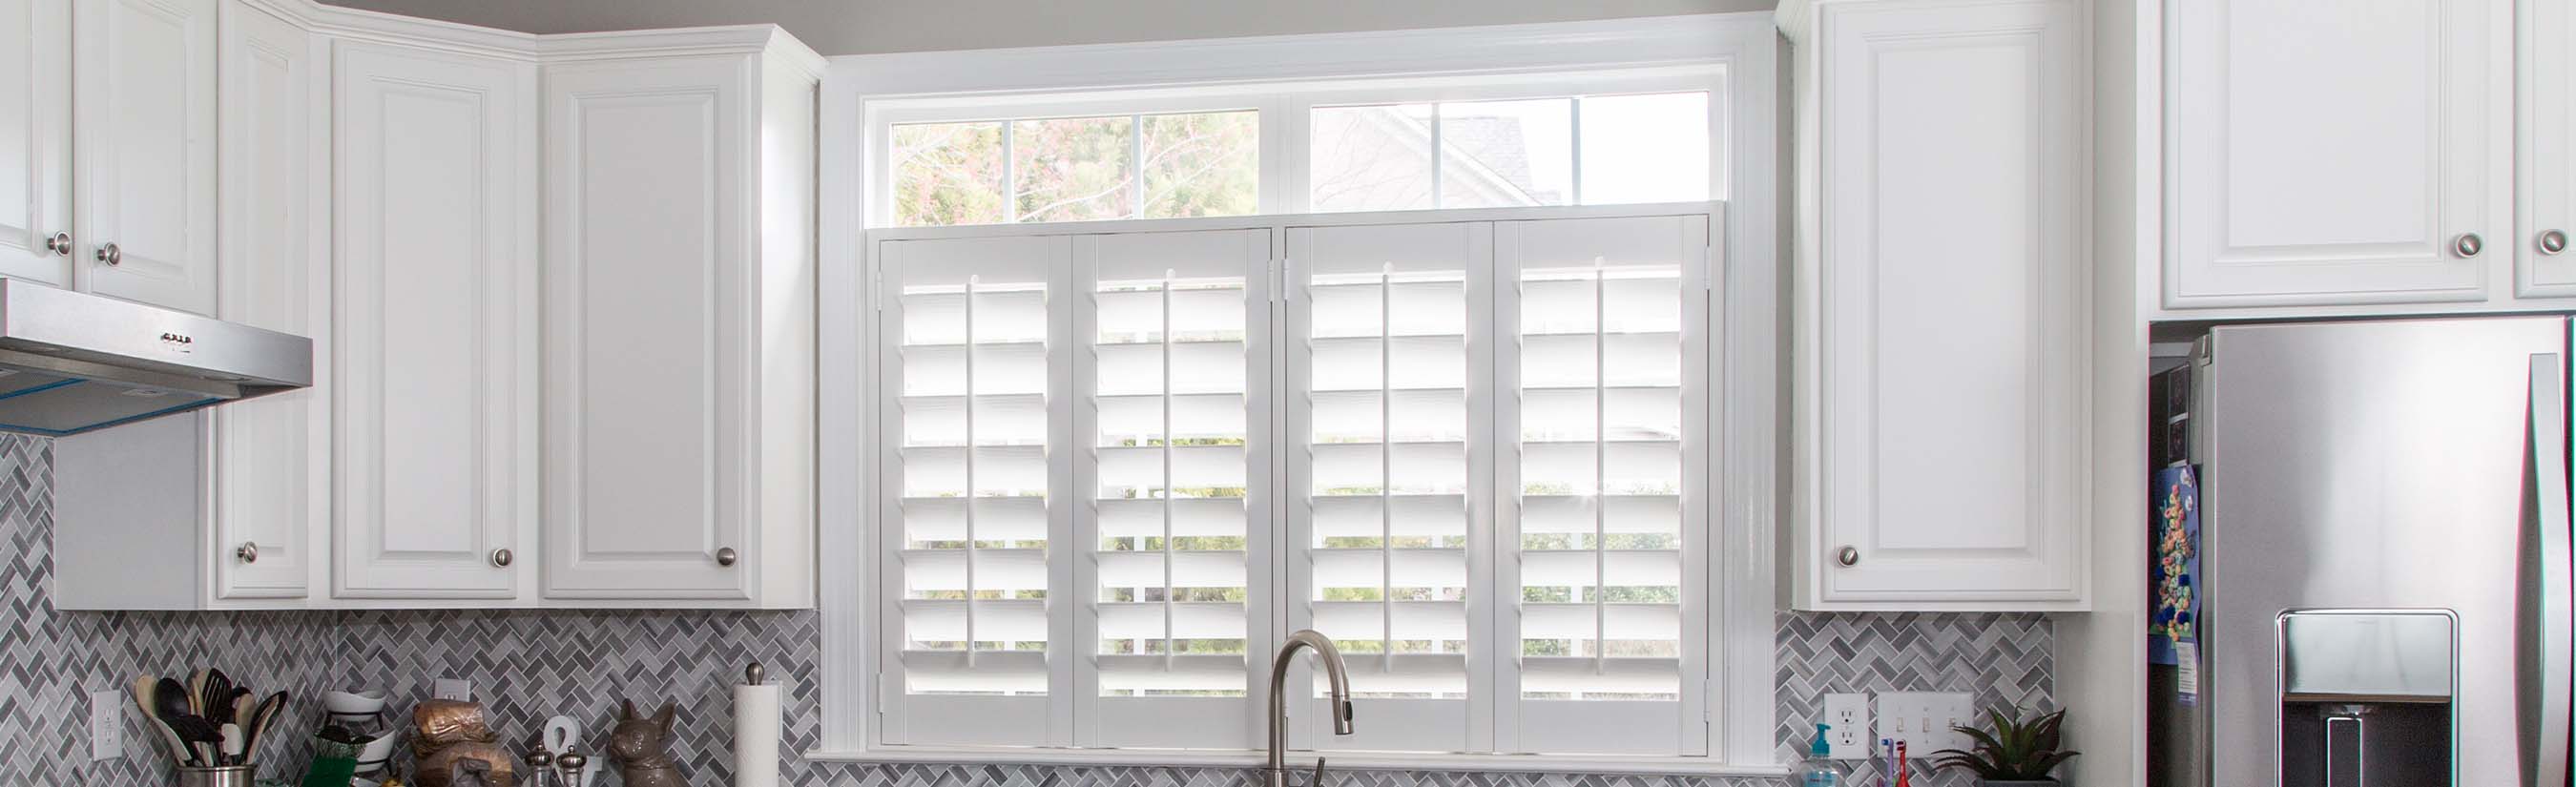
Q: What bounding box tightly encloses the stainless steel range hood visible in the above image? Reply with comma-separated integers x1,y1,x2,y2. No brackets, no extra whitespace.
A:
0,280,310,436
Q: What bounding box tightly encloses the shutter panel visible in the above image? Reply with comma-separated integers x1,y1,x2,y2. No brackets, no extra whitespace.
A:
880,235,1073,746
1075,228,1274,748
1496,216,1709,755
1285,221,1494,754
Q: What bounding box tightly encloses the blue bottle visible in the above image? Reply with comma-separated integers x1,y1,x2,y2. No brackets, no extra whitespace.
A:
1800,722,1840,787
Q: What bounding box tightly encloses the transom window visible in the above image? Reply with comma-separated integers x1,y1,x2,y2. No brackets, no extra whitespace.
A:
869,69,1722,228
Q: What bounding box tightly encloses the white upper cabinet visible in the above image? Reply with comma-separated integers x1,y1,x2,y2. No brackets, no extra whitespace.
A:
1790,0,2089,610
538,44,818,607
0,0,73,286
2164,0,2508,309
212,0,324,600
74,0,219,314
332,40,536,600
2524,0,2576,296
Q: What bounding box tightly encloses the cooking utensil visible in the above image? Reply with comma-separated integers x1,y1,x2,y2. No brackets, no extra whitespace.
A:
155,677,194,723
241,691,287,763
219,722,243,766
132,674,190,765
198,669,234,721
185,669,210,716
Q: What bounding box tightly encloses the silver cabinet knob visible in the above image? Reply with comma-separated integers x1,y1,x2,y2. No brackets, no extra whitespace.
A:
2454,233,2483,259
491,548,513,568
2543,230,2568,256
44,232,71,256
1835,546,1860,567
235,542,259,564
94,241,120,266
716,547,738,567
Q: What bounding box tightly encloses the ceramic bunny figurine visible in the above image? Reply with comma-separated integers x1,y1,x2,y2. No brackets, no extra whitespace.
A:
607,700,683,787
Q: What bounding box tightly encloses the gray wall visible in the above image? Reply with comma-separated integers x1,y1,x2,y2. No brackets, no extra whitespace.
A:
313,0,1773,55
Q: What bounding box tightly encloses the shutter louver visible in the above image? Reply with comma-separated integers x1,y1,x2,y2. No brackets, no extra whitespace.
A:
1497,215,1709,756
1076,229,1272,749
881,236,1070,746
1286,222,1490,754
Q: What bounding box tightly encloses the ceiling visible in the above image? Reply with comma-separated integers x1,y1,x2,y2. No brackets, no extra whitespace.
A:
316,0,1774,56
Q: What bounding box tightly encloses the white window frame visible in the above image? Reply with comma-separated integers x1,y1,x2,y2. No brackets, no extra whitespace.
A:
860,67,1725,226
815,12,1780,775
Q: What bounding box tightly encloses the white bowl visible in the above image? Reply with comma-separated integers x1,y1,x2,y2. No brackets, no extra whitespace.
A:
353,731,402,773
322,689,388,716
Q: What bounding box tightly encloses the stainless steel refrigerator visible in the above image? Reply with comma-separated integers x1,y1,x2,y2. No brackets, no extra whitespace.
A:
2148,317,2572,787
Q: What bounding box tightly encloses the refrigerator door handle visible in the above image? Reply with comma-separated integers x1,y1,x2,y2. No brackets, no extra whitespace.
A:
2524,353,2571,787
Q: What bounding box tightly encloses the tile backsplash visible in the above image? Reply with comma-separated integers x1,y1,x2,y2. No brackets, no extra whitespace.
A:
0,434,2053,786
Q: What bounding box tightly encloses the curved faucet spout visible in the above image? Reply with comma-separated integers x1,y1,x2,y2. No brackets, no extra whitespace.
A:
1267,629,1355,787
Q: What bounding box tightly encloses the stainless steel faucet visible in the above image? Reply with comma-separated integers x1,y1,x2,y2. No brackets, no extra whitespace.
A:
1266,629,1356,787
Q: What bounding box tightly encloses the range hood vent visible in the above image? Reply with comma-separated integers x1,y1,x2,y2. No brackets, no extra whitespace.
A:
0,280,311,436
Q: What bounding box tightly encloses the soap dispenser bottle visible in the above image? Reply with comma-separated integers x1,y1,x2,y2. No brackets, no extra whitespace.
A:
1800,723,1840,787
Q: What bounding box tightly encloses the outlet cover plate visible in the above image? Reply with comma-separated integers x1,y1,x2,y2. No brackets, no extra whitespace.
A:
1821,693,1869,758
89,689,122,760
1875,692,1974,757
433,677,472,701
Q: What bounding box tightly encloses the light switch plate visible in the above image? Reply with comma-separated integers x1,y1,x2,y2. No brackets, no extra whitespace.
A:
433,677,472,701
1875,692,1974,757
1821,694,1869,758
89,689,122,760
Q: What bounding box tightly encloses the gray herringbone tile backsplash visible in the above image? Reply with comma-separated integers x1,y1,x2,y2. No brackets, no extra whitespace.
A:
0,434,2051,786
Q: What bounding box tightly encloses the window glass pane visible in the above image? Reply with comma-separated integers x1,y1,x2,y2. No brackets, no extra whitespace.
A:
891,121,1006,227
1578,92,1711,204
1439,98,1572,209
1310,104,1434,213
1013,115,1135,223
1140,111,1259,219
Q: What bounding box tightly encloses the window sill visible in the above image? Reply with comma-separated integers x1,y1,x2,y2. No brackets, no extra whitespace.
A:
801,747,1793,777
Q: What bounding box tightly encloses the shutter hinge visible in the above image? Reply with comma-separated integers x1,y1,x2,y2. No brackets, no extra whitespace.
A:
1275,257,1291,302
1702,679,1714,722
874,269,885,313
876,672,889,714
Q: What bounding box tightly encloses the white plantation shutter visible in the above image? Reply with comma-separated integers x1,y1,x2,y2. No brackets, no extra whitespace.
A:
1284,221,1494,754
879,235,1074,746
1074,229,1274,748
1495,216,1709,755
867,209,1721,758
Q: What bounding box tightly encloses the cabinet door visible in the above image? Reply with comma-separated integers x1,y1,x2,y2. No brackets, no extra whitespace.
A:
73,0,218,314
210,0,322,598
1808,0,2086,607
334,42,534,599
539,56,751,599
0,0,72,285
2166,0,2507,308
2524,0,2576,297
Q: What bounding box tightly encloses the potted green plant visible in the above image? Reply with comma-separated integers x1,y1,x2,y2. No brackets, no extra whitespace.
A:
1930,708,2078,786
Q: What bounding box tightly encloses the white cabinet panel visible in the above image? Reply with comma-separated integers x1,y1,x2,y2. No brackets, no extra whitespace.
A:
333,42,534,599
1799,0,2087,609
541,56,749,599
2524,0,2576,296
74,0,218,313
0,0,72,285
211,0,322,599
2166,0,2506,307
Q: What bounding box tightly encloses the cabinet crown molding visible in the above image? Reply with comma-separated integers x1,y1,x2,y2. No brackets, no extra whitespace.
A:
235,0,821,71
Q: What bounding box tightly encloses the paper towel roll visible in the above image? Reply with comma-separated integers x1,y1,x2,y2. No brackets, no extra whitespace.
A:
735,681,782,787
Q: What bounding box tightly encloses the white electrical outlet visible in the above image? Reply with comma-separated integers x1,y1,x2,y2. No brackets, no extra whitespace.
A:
1875,692,1975,758
89,689,122,760
1821,694,1869,758
433,677,473,701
